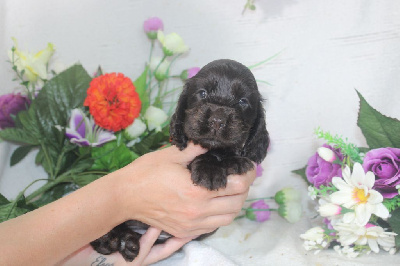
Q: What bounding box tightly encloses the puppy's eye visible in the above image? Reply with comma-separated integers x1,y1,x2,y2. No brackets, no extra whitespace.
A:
198,89,208,99
238,98,249,108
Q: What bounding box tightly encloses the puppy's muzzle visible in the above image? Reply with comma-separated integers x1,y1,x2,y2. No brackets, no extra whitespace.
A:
209,108,227,132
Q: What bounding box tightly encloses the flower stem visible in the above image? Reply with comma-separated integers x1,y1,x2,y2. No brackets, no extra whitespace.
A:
25,173,73,203
242,208,278,212
246,196,274,202
247,50,283,69
6,178,49,220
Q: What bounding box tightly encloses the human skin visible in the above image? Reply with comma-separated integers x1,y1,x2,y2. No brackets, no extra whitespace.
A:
0,143,256,265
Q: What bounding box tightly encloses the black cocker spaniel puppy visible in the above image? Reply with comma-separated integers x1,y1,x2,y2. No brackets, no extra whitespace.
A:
91,59,270,261
170,58,270,190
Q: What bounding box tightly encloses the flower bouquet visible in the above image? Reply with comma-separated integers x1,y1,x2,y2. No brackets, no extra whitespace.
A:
295,91,400,256
0,17,200,222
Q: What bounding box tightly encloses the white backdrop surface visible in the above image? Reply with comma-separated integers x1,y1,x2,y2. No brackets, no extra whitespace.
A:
1,0,400,265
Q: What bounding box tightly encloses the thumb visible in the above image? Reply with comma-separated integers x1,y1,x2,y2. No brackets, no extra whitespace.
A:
171,142,207,165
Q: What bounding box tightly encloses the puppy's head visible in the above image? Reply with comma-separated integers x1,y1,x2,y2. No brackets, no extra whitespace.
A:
170,59,269,163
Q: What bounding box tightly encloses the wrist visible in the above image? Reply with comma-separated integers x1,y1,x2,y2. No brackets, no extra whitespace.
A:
106,164,144,223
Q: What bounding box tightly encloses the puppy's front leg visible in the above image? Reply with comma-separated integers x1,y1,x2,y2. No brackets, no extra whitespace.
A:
188,152,254,190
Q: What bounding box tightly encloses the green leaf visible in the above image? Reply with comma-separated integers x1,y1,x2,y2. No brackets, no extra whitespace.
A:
72,174,101,187
132,129,170,155
0,193,10,205
292,166,311,186
91,141,139,172
357,90,400,149
32,183,78,208
10,64,92,176
0,202,29,222
387,208,400,248
10,145,35,166
0,127,39,145
134,67,149,114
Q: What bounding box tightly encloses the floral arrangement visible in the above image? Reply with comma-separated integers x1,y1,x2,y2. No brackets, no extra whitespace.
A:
295,91,400,257
0,17,201,222
0,15,296,236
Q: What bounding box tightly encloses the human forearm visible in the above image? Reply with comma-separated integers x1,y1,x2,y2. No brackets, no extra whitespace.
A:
0,174,125,265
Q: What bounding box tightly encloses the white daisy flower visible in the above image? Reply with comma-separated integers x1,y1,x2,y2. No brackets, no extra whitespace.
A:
329,163,389,225
334,223,396,254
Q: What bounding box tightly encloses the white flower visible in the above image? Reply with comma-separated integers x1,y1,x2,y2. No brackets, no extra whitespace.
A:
8,37,55,83
334,223,396,254
330,163,389,225
300,227,329,253
124,118,147,140
144,106,168,132
334,245,360,258
317,147,336,162
300,226,325,242
157,31,189,56
307,186,317,200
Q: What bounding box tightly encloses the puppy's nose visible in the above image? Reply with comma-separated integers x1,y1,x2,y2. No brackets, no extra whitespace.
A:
210,117,226,130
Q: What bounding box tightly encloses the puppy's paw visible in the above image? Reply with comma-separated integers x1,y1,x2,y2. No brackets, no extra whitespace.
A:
91,229,120,255
223,157,254,175
90,223,140,262
119,230,140,262
189,154,227,190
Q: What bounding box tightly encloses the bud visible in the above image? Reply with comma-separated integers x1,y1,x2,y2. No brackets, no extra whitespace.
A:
124,118,147,140
278,201,302,223
144,106,168,132
157,31,189,56
274,187,301,205
245,200,271,222
143,17,164,40
318,203,342,217
180,67,200,80
0,93,30,129
317,147,336,163
150,57,170,81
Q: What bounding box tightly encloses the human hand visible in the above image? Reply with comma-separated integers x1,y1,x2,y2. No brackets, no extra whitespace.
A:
59,227,195,266
114,142,257,238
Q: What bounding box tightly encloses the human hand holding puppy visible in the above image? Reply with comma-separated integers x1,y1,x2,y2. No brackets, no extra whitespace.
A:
117,142,256,238
0,142,256,266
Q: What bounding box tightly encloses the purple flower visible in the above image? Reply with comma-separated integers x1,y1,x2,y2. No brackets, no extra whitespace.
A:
143,17,164,40
180,67,200,80
256,164,263,178
363,148,400,198
245,200,271,222
0,93,30,129
65,109,116,147
306,144,344,188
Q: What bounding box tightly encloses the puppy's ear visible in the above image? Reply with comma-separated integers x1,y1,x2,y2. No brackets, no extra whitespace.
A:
242,101,270,163
170,86,189,150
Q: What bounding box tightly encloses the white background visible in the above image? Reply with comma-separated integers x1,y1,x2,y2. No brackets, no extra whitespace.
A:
1,1,400,265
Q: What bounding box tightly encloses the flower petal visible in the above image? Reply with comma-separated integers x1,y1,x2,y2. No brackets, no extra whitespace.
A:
351,163,367,188
372,203,390,219
368,190,383,204
332,177,353,191
367,239,380,253
355,204,370,226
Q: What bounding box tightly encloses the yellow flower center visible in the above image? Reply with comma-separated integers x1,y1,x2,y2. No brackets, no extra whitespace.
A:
353,188,370,203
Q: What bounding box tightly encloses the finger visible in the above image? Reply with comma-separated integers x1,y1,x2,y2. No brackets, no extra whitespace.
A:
142,236,195,265
216,169,256,197
168,142,207,164
206,192,249,216
130,227,162,265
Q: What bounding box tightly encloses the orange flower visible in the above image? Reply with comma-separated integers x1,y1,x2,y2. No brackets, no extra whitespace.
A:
84,73,141,132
